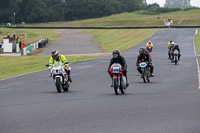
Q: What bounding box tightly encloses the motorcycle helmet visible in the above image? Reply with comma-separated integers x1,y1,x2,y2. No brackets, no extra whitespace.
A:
112,49,120,55
112,49,120,58
175,44,179,48
51,50,59,60
139,48,145,54
171,42,175,47
148,40,151,44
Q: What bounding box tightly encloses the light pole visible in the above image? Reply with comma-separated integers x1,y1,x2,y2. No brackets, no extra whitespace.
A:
14,12,16,25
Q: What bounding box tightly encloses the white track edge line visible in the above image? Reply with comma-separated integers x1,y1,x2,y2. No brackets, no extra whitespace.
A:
193,29,200,89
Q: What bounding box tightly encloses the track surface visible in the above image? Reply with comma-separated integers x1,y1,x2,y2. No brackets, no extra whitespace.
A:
38,30,101,56
0,29,200,133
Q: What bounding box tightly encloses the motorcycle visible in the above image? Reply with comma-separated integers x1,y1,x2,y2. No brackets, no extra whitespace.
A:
109,63,127,95
146,45,153,53
46,61,71,93
171,50,179,65
139,61,151,83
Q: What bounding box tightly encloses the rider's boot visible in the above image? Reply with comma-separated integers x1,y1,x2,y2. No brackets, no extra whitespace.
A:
68,76,72,83
110,78,113,87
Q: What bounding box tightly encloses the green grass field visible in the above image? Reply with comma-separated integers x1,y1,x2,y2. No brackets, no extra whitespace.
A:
195,29,200,54
195,29,200,66
0,28,61,44
82,29,158,52
0,56,97,79
21,9,200,27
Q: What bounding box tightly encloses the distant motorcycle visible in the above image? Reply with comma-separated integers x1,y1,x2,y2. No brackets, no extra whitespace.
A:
109,63,127,95
146,45,153,53
46,61,71,93
171,50,179,65
139,61,151,83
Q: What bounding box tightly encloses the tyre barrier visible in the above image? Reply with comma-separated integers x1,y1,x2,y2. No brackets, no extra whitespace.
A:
22,38,48,55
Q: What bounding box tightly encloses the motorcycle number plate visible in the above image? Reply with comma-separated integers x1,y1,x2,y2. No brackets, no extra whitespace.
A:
113,67,119,72
140,63,146,67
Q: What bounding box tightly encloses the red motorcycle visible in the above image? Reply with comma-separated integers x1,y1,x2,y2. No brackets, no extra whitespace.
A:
146,45,153,53
110,63,127,95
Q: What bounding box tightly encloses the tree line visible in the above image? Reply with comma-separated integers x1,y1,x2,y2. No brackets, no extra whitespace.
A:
0,0,147,24
0,0,192,24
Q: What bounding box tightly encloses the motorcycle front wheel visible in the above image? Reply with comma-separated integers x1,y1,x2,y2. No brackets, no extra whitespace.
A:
56,77,62,93
146,68,150,83
113,78,120,95
142,68,146,83
175,56,178,65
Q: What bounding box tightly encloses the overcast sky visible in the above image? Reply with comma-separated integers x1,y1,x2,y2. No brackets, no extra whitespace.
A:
145,0,200,7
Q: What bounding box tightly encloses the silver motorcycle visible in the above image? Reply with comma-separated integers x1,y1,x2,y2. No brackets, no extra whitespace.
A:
46,61,71,93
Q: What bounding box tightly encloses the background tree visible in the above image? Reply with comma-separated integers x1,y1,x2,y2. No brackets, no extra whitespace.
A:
0,0,148,23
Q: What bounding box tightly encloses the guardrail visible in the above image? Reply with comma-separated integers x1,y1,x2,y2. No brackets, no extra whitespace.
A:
5,26,200,29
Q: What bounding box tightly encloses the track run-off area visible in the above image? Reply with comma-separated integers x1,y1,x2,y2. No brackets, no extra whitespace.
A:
0,28,200,133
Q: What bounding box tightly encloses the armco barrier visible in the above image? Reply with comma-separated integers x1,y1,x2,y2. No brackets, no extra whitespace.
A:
6,26,200,29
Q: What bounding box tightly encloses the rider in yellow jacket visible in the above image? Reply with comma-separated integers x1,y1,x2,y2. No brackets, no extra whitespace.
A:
48,50,72,82
146,40,153,47
168,41,173,49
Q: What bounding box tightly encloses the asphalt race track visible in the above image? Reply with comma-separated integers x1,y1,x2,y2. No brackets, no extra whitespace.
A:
0,29,200,133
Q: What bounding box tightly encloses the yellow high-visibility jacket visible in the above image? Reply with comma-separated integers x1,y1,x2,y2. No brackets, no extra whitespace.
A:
48,54,69,69
168,42,171,46
146,42,153,47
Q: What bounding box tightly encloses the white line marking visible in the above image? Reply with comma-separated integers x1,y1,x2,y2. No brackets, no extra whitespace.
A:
195,30,198,35
193,29,200,89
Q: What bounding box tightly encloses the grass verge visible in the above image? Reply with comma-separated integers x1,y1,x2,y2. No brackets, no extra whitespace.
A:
0,56,97,79
21,9,200,27
82,29,159,52
0,28,61,44
195,29,200,67
195,29,200,54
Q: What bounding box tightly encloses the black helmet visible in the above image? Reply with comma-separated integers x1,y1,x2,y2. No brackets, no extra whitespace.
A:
139,48,145,54
112,49,120,55
51,50,59,60
175,44,179,48
170,41,173,43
